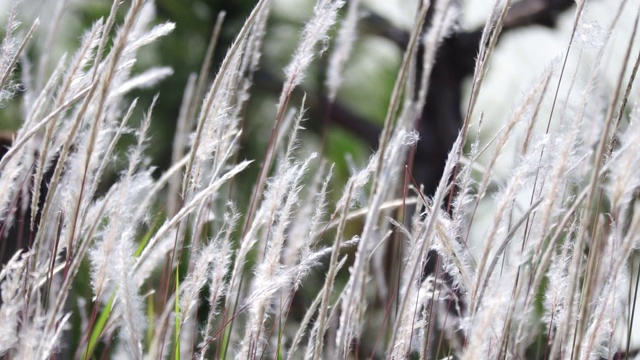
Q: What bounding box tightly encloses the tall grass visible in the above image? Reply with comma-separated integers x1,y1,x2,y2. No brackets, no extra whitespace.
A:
1,0,639,359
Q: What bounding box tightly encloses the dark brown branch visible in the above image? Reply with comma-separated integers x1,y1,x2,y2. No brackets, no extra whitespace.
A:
503,0,575,30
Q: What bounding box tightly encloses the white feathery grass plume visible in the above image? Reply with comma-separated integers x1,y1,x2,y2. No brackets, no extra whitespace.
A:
518,106,596,346
87,98,138,199
445,136,483,290
425,209,473,293
550,2,630,353
134,159,252,274
15,311,46,359
189,70,239,190
0,133,32,229
21,313,71,360
275,202,360,357
461,0,511,133
91,0,122,79
334,245,362,357
0,82,89,174
106,105,159,359
388,218,463,357
468,142,546,315
86,106,156,358
494,54,604,354
373,1,429,188
0,251,29,354
183,125,244,256
93,1,161,113
296,281,328,359
0,2,22,99
460,144,557,357
282,163,335,325
607,109,640,217
388,131,462,356
112,229,146,359
580,90,640,348
304,252,351,359
464,66,553,247
197,208,237,360
88,102,153,303
111,66,174,98
225,195,270,318
281,97,308,167
27,18,103,230
145,293,176,360
168,73,196,216
32,0,67,92
284,160,327,268
126,21,176,57
578,152,640,357
417,277,440,357
545,232,584,358
182,0,269,199
580,224,631,359
28,0,169,276
612,203,640,353
246,0,344,236
460,258,526,359
0,15,39,227
238,152,316,359
228,2,270,127
179,213,235,357
223,113,303,340
269,98,311,268
306,163,334,246
384,216,423,357
311,179,353,360
450,152,477,237
38,191,111,360
324,154,379,353
388,240,423,358
414,0,458,114
282,0,344,94
22,49,68,131
333,128,418,357
542,234,574,344
186,16,265,208
48,18,104,108
0,3,38,104
325,0,359,101
511,52,604,349
280,102,333,272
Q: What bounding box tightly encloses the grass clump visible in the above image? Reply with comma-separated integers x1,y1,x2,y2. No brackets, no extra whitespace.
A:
0,0,639,359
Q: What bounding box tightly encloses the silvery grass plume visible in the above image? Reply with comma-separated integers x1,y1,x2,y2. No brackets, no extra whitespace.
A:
0,0,639,359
